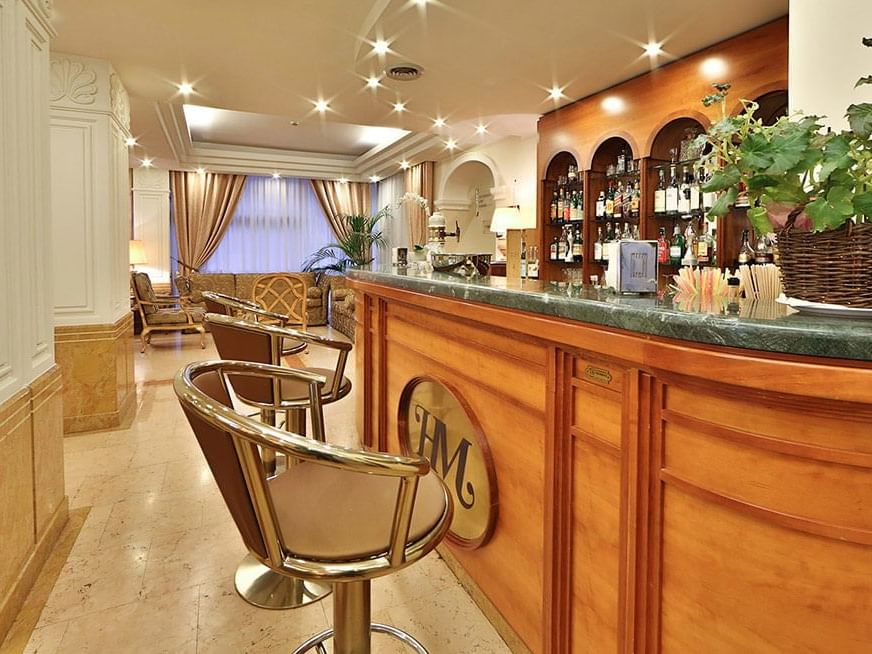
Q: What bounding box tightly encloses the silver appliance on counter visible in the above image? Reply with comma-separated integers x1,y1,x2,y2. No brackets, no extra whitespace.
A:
604,240,658,294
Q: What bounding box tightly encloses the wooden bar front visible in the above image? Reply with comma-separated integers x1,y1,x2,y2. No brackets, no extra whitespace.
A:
351,277,872,654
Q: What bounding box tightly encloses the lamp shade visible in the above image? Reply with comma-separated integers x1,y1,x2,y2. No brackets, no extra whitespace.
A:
490,205,535,233
129,240,147,266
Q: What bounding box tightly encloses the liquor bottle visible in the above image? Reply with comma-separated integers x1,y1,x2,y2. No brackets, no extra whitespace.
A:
696,219,711,265
690,168,702,215
613,182,623,219
550,235,559,261
550,189,558,223
594,227,604,261
632,224,640,240
654,169,667,215
681,223,698,266
563,189,571,222
709,220,718,268
576,187,584,222
595,190,606,219
666,163,680,215
557,187,565,222
564,226,574,263
616,148,627,175
572,225,583,262
557,228,567,261
569,190,578,222
605,182,615,218
678,166,691,216
520,239,528,277
603,222,613,262
657,227,669,264
754,233,774,264
528,246,539,278
567,164,577,182
622,222,632,240
630,180,640,218
669,224,685,266
737,228,755,265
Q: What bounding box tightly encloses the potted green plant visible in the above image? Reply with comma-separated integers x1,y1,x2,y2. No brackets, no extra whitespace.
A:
303,209,388,273
698,37,872,307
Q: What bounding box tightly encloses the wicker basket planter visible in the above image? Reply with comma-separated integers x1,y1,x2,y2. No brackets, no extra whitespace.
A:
777,221,872,307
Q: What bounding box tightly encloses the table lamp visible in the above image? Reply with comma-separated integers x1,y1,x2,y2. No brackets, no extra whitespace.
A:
129,239,147,271
490,205,535,279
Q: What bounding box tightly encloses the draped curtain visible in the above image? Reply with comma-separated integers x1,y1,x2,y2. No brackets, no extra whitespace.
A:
376,172,409,264
170,171,247,271
310,180,372,240
200,176,335,273
404,161,435,246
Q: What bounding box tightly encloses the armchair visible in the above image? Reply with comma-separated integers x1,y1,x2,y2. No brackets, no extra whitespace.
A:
131,271,206,353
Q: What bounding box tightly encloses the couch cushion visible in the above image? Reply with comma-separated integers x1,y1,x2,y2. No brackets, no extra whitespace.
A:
132,272,158,315
187,273,235,303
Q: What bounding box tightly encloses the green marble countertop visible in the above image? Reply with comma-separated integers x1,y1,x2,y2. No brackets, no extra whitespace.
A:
348,266,872,363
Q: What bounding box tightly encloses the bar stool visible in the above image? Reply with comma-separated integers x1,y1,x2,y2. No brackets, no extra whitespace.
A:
202,291,306,356
175,360,452,654
204,313,352,610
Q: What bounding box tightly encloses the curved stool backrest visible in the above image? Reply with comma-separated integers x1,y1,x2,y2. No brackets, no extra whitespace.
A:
252,273,308,331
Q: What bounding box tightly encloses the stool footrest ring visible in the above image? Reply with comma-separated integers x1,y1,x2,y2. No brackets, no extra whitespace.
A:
291,623,428,654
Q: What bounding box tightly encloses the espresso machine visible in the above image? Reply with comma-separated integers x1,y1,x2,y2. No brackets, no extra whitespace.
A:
426,211,461,254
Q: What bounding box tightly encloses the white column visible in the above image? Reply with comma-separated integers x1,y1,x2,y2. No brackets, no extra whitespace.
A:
789,0,872,130
132,168,171,284
49,52,131,326
0,0,55,404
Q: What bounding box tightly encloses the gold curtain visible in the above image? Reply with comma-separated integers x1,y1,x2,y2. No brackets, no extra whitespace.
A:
405,161,434,246
310,180,372,240
170,171,247,270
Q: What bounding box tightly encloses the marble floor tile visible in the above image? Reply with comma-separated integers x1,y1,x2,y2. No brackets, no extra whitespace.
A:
97,488,206,550
21,620,68,654
70,462,168,509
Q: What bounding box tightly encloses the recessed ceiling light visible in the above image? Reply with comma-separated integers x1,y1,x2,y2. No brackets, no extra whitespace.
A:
366,76,381,89
445,138,458,150
643,42,662,57
140,158,153,168
338,177,348,184
475,124,487,135
178,82,194,95
701,56,728,78
400,160,410,169
601,96,626,113
393,101,406,113
125,137,137,147
314,99,330,113
433,117,446,128
369,175,381,182
548,86,563,100
272,172,281,179
373,40,390,55
195,167,205,174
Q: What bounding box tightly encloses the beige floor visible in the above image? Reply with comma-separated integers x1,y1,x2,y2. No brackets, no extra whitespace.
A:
23,329,510,653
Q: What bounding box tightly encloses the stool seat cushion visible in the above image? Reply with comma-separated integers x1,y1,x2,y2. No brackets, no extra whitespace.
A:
280,367,351,402
269,463,447,561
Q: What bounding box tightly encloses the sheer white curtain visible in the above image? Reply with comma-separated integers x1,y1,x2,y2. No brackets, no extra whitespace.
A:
201,176,334,273
376,172,409,264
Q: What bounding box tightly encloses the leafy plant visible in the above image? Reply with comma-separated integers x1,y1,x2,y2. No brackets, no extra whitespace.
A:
302,209,388,273
698,38,872,235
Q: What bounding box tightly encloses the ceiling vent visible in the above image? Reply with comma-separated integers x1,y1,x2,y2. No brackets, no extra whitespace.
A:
385,63,423,82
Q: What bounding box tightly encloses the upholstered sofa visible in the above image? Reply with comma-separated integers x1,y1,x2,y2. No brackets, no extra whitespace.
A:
180,272,328,326
329,276,355,341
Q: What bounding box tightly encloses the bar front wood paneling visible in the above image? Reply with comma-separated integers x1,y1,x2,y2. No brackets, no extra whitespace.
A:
351,277,872,654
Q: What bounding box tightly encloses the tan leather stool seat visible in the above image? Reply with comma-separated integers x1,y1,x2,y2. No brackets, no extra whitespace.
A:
269,463,447,561
280,367,351,402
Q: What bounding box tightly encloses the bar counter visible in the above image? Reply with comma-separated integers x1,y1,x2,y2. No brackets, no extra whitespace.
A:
348,266,872,654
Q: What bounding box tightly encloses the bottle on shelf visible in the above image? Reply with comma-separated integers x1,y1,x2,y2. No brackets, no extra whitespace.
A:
567,164,577,182
681,223,698,266
564,226,574,263
595,189,606,219
669,223,685,266
520,239,528,277
690,168,702,215
666,161,680,216
575,187,584,222
630,179,640,218
621,222,632,240
678,165,691,216
605,181,615,218
550,235,559,262
709,220,718,267
654,168,667,215
754,232,774,264
527,246,539,279
613,182,623,220
603,222,613,262
557,187,565,222
550,189,559,223
632,224,640,240
572,225,583,262
563,188,571,222
657,227,669,264
594,226,604,262
616,148,627,175
558,227,568,261
737,228,756,265
569,190,578,222
696,219,712,265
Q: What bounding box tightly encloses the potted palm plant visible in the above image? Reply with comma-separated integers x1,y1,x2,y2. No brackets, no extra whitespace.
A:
303,209,388,273
699,37,872,307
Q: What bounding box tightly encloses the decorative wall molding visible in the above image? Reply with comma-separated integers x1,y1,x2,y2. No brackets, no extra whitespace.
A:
131,166,170,192
49,58,97,105
20,0,56,35
109,73,130,130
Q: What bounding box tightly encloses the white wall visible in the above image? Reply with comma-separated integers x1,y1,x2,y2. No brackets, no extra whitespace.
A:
132,168,171,284
789,0,872,129
50,52,132,326
0,0,55,405
434,135,537,255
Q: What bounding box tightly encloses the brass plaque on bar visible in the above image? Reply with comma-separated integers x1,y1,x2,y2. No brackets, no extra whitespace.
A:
399,378,497,549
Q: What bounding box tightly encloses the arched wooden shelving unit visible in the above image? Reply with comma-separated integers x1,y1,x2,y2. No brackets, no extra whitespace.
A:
539,151,582,281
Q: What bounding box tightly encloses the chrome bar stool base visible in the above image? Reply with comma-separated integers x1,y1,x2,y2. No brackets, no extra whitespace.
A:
291,623,428,654
234,553,331,610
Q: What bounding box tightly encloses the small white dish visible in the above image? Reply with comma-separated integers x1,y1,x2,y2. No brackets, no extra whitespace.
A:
776,295,872,319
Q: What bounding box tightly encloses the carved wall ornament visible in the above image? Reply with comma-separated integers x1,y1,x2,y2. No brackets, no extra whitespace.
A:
50,58,98,105
110,73,131,130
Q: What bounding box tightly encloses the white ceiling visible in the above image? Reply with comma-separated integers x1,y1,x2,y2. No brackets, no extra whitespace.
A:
51,0,788,179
